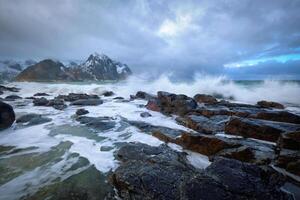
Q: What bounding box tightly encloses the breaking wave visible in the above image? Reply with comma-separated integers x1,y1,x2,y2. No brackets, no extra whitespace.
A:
10,73,300,106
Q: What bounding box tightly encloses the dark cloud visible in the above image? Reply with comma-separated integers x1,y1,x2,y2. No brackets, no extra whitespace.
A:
0,0,299,78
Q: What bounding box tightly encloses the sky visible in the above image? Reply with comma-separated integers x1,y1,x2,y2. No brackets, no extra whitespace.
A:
0,0,300,80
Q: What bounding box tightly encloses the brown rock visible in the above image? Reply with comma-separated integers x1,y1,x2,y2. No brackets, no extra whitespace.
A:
194,94,218,104
176,132,238,156
225,117,300,142
257,100,284,109
278,131,300,150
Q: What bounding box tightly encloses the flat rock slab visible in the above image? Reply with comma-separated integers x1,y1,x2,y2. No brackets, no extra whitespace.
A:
110,143,292,200
225,116,300,142
71,99,103,106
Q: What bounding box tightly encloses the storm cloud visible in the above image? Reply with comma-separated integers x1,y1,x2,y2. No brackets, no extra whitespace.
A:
0,0,300,79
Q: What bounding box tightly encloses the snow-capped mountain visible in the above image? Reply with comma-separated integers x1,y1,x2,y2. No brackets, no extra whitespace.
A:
70,52,132,81
15,53,132,82
0,60,36,82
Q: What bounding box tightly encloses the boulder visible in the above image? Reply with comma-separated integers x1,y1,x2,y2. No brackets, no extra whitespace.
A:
4,95,22,101
194,94,218,104
76,116,115,131
0,101,15,130
140,112,152,118
0,85,20,92
131,91,155,100
148,91,197,116
16,113,52,126
33,97,49,106
102,91,114,97
33,93,50,96
225,117,300,142
76,108,89,116
257,100,284,109
56,93,99,102
71,99,103,106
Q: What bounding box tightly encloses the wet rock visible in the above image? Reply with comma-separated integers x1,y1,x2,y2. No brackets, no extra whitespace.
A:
257,100,284,109
110,143,291,200
176,114,229,134
102,91,114,97
76,116,115,131
275,149,300,176
206,157,290,200
56,93,99,102
278,131,300,150
194,94,218,104
225,117,300,142
147,91,197,116
16,113,52,126
0,85,20,93
212,146,255,163
33,97,49,106
71,99,103,106
33,92,50,96
146,98,161,112
130,91,155,101
252,111,300,124
140,112,152,118
4,95,22,101
113,96,124,100
76,108,89,116
177,132,239,156
0,101,15,130
100,146,114,151
33,97,67,110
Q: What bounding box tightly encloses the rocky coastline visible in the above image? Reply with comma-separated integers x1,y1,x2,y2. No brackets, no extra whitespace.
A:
0,85,300,200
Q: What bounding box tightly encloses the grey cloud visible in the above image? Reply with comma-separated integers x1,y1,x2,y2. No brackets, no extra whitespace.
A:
0,0,299,78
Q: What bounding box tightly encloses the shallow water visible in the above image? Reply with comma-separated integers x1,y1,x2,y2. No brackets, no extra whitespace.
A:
0,77,300,199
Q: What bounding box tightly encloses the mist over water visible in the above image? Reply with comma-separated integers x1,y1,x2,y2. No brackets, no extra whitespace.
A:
10,74,300,106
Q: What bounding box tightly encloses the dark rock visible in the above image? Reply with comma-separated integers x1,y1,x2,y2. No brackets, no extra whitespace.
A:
140,112,152,118
33,97,67,110
4,95,22,101
257,100,284,109
194,94,218,104
147,91,197,116
110,143,292,200
0,101,15,130
102,91,114,97
113,96,124,100
206,157,290,200
33,97,49,106
16,113,52,126
33,93,50,96
76,108,89,116
252,111,300,124
100,146,114,151
131,91,155,100
56,93,100,102
76,116,115,131
146,98,161,112
176,114,229,134
225,117,300,142
278,131,300,150
212,146,255,163
71,99,103,106
0,85,20,92
275,149,300,176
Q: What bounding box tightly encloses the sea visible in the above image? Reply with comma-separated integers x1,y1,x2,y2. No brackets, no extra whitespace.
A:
0,74,300,199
